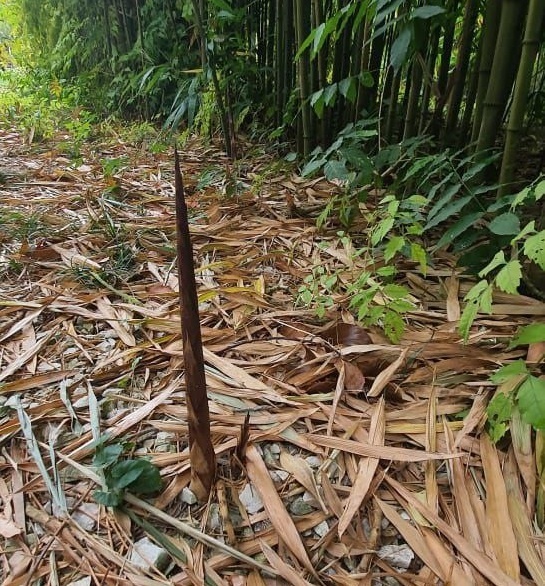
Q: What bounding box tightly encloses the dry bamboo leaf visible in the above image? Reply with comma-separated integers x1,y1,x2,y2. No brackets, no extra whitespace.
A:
386,476,522,586
279,450,327,513
480,435,520,581
0,327,57,383
445,275,461,322
95,296,136,347
504,451,545,586
444,423,485,553
306,433,456,461
376,497,472,585
368,347,409,397
338,398,385,536
260,542,314,586
245,444,314,574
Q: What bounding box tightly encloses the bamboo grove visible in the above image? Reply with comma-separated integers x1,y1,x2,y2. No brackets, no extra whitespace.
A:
13,0,545,188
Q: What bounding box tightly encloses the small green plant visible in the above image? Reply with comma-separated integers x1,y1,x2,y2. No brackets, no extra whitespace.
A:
93,440,162,507
459,177,545,340
487,323,545,442
296,230,415,342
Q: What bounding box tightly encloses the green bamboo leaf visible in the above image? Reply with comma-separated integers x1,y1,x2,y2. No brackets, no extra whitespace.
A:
390,27,412,73
488,212,520,235
518,376,545,430
424,194,472,230
338,77,356,103
411,6,446,19
509,324,545,348
495,260,522,294
324,159,351,181
435,212,483,248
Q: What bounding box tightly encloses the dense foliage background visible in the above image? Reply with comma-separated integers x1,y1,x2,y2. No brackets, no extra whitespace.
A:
1,0,545,325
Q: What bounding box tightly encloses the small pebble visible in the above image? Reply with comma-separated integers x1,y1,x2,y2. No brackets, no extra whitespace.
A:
305,456,322,468
313,520,329,538
239,483,263,514
181,487,198,505
377,544,414,570
129,537,169,571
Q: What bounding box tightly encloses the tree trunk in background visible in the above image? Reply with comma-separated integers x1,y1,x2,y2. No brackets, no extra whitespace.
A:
476,0,527,153
499,0,545,195
471,0,502,144
444,0,479,142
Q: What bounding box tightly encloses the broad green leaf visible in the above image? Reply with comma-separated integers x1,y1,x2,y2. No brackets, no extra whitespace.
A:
125,461,162,494
310,89,325,118
511,186,532,209
389,27,412,73
411,6,446,19
459,299,479,342
384,236,405,262
338,77,356,103
518,376,545,430
463,279,489,301
478,250,506,277
312,22,327,55
488,212,520,236
524,231,545,269
301,157,326,177
511,220,535,243
109,460,147,489
93,443,123,468
509,324,545,348
94,489,123,507
324,83,338,106
490,360,528,384
383,284,409,299
324,159,351,181
495,260,522,294
425,195,471,231
479,282,493,314
383,310,405,343
486,393,513,443
410,243,427,274
535,179,545,201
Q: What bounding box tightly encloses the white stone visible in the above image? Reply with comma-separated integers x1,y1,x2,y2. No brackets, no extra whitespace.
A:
181,487,198,505
129,537,169,571
238,483,263,514
72,503,99,531
377,544,414,570
313,520,329,538
305,456,322,468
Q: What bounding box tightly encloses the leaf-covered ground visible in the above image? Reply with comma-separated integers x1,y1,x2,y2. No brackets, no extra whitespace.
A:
1,126,544,585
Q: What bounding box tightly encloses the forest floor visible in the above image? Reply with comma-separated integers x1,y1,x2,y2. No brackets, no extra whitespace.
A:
0,126,544,586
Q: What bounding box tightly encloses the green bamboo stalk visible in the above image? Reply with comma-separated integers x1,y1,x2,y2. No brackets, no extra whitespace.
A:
476,0,527,154
499,0,545,195
444,0,479,141
470,0,502,143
